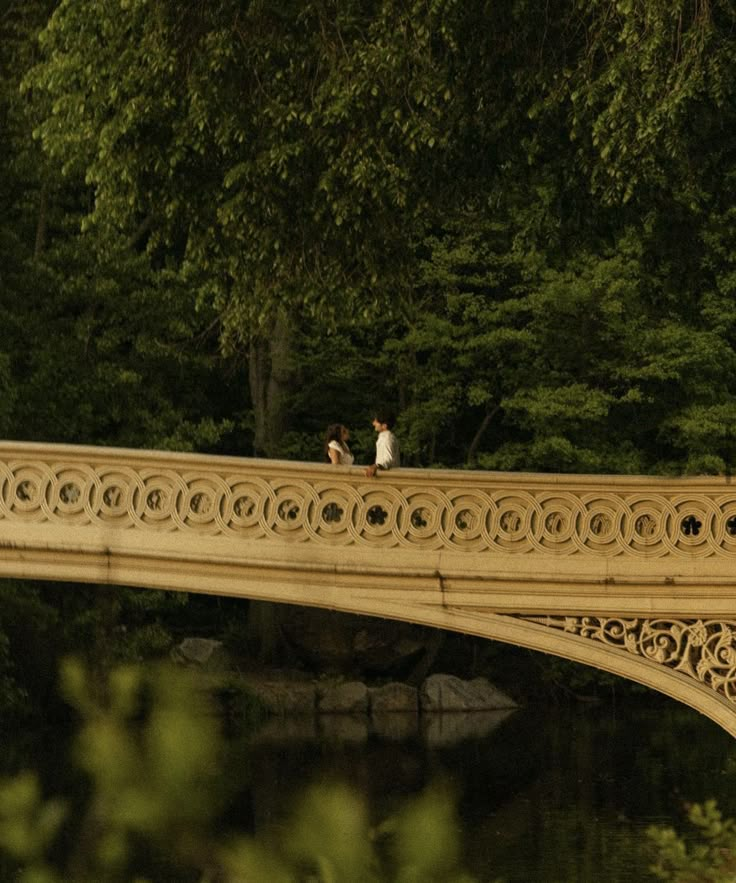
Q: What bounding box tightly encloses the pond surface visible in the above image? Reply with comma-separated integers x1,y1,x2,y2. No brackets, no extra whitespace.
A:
241,699,736,883
4,695,736,881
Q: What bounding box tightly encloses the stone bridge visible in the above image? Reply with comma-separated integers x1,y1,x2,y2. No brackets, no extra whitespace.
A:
1,441,736,735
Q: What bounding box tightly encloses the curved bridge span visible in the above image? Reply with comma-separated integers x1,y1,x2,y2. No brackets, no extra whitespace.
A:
2,441,736,735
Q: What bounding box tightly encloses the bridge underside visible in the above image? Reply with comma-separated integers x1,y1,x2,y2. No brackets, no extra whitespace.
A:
1,442,736,736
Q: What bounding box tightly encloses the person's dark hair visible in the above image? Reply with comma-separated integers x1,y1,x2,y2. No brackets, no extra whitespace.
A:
324,423,346,461
373,411,395,429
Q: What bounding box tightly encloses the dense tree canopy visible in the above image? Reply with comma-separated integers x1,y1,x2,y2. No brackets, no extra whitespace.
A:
9,0,735,470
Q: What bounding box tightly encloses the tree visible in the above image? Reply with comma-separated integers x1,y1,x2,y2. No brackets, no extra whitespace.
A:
648,800,736,882
25,0,473,454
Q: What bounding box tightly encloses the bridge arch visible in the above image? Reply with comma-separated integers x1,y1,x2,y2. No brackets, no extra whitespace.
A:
1,441,735,735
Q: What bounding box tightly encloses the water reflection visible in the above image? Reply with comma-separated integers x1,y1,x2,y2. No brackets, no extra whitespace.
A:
241,701,736,883
251,708,516,747
4,697,736,882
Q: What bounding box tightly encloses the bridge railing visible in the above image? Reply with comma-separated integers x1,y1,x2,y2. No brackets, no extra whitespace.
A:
2,441,736,561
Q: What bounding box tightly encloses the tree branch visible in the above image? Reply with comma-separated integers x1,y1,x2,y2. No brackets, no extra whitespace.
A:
466,404,500,466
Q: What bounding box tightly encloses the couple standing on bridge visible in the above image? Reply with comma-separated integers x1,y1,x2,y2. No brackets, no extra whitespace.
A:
324,411,400,477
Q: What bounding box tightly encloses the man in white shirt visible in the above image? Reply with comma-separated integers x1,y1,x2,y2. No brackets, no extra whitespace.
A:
365,412,400,477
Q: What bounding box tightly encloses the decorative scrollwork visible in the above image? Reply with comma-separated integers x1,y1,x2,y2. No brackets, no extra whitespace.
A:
519,615,736,704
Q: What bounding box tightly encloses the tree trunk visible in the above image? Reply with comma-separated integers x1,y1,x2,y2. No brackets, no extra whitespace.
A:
248,310,294,457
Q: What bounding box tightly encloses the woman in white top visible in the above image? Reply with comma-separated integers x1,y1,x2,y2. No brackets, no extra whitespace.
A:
324,423,355,466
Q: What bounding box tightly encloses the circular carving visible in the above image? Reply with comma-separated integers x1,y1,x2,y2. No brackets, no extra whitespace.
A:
221,477,270,537
84,468,137,528
129,470,188,531
634,512,659,541
5,449,736,559
395,488,448,549
621,496,675,557
309,482,363,544
6,463,54,522
665,496,719,556
578,493,623,554
530,494,585,553
491,493,538,553
262,481,319,540
44,466,97,524
354,487,403,544
438,490,493,552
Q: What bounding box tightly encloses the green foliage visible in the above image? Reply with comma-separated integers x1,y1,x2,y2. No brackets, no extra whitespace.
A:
25,0,466,343
648,800,736,882
10,0,736,472
223,779,478,882
0,661,480,882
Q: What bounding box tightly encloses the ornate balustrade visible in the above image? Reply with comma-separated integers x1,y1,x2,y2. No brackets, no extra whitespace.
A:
3,441,736,557
1,441,736,735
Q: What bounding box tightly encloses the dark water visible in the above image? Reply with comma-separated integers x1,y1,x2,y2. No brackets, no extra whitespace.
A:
241,700,736,883
4,697,735,882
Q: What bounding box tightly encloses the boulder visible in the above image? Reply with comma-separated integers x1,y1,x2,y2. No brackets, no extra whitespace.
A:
369,682,418,713
419,674,517,712
279,607,431,676
239,677,317,715
170,638,228,671
317,680,369,714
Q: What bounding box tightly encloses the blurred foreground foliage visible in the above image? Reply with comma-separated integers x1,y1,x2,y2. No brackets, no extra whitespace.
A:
648,800,736,882
0,660,480,883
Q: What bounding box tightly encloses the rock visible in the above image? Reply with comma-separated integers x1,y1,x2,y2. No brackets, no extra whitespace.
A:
317,680,369,714
170,638,228,671
352,628,426,675
419,674,517,712
369,682,418,713
279,607,432,676
240,677,317,714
